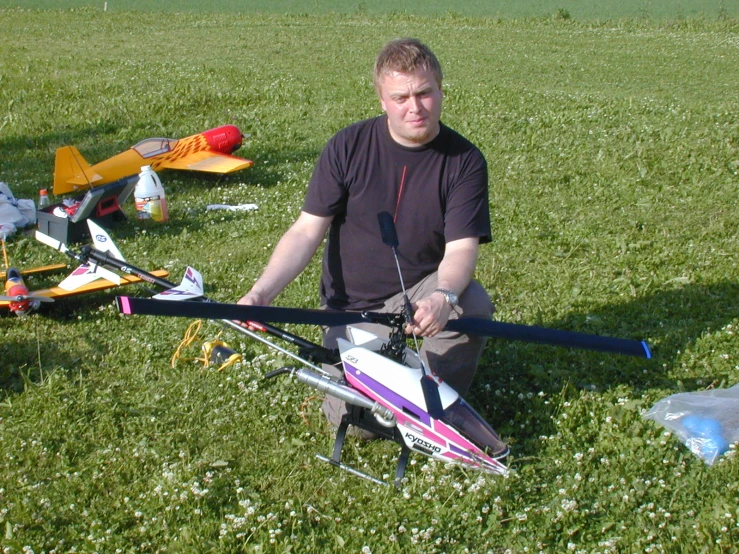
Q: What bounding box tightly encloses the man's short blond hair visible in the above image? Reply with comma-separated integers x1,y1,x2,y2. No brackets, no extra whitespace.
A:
373,38,443,91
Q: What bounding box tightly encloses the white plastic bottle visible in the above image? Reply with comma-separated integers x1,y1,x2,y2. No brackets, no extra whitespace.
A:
134,165,168,222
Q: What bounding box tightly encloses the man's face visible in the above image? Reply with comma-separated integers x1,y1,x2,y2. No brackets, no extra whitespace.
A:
378,68,443,147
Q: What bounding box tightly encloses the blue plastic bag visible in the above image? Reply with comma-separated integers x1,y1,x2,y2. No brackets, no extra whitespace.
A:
644,383,738,465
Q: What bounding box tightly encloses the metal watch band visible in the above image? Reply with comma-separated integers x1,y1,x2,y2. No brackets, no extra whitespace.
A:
434,288,458,307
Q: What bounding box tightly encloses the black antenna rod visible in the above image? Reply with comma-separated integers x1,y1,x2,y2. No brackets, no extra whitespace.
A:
377,211,444,419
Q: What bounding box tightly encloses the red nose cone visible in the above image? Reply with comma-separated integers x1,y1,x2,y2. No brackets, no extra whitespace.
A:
202,125,243,154
6,283,30,314
7,283,28,298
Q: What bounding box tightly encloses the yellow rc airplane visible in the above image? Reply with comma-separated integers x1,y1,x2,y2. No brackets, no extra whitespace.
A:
53,125,254,195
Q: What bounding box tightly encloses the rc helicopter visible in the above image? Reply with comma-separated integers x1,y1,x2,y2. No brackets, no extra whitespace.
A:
114,212,652,486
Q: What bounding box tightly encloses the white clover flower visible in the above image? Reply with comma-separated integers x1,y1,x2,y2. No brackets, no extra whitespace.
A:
561,499,578,512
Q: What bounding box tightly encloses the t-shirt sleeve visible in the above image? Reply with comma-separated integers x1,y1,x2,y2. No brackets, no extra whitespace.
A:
444,149,491,244
302,135,347,217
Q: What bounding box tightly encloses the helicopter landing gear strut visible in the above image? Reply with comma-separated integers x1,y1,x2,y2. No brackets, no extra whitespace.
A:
316,403,412,488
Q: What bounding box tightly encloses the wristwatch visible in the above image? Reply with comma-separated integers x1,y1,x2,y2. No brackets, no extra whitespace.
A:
434,288,458,308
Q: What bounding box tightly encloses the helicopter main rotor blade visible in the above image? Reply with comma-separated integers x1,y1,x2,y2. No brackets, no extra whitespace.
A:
445,317,651,359
116,297,651,358
116,296,372,327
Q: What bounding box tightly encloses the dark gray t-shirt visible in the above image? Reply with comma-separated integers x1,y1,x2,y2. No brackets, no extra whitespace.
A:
303,115,490,310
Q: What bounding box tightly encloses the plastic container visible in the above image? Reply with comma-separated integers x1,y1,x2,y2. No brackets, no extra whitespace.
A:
134,165,168,222
38,189,50,209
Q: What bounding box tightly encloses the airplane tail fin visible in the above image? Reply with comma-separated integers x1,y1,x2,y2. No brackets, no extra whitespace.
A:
153,266,204,300
36,224,122,290
53,145,93,195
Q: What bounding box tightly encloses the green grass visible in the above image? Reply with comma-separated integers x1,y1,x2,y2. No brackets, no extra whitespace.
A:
1,0,738,19
1,8,739,553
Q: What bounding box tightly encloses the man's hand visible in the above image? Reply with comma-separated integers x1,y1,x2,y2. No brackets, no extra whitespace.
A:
237,291,267,307
403,237,478,337
236,291,267,331
405,291,453,337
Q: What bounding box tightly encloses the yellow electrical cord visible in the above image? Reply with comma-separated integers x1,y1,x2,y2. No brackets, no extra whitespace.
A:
170,319,242,371
170,319,203,368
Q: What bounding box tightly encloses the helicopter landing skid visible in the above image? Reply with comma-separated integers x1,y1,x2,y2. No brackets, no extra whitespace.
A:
316,403,411,488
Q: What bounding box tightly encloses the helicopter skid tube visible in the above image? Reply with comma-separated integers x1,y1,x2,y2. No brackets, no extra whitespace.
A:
294,369,396,428
315,454,388,486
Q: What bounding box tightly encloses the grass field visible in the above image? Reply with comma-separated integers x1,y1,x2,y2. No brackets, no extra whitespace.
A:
1,0,738,19
1,6,739,554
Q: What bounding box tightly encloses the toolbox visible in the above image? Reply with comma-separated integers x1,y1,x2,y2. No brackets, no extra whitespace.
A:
37,175,136,243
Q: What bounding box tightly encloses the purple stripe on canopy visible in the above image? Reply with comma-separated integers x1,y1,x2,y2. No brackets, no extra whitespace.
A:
448,441,469,458
344,363,431,427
